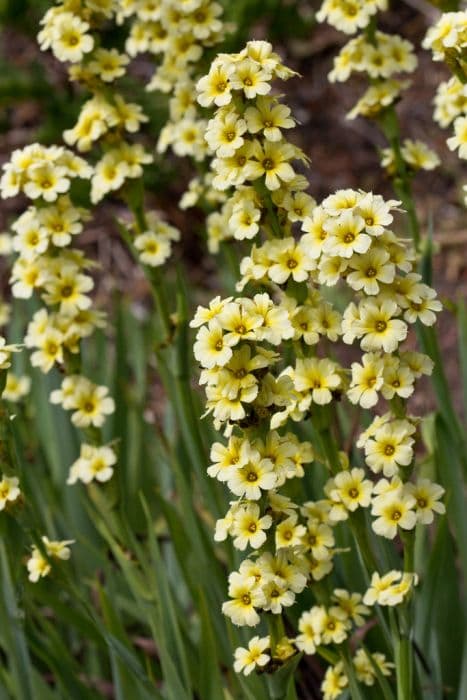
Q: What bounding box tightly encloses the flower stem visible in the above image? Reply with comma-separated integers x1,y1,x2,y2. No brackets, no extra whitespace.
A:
267,613,285,655
349,509,394,650
0,397,18,475
444,48,467,84
117,203,173,342
254,180,284,238
389,607,415,700
349,508,379,575
378,106,420,248
340,644,366,700
147,267,173,342
317,425,341,475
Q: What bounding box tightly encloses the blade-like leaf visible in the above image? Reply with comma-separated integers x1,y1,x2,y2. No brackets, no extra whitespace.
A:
0,541,35,700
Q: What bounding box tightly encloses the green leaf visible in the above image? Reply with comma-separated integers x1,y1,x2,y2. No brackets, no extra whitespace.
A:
434,417,467,580
27,617,100,700
139,497,193,700
458,629,467,700
417,324,467,474
196,589,226,699
29,367,79,485
0,541,34,700
457,299,467,421
31,585,103,647
266,653,302,700
98,584,155,700
415,516,464,698
103,634,161,699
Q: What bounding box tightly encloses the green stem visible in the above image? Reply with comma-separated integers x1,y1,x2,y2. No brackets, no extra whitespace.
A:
0,397,18,475
311,404,342,475
316,646,340,665
317,425,341,475
117,208,173,342
313,411,395,654
147,267,173,342
349,510,393,650
267,613,285,655
444,48,467,84
349,509,380,575
402,530,415,573
314,411,395,650
153,342,222,516
364,16,377,46
389,608,414,700
122,179,173,341
220,241,240,294
254,180,284,238
121,193,222,513
132,211,173,341
398,530,418,698
340,644,366,700
388,527,418,700
173,362,208,472
378,107,420,248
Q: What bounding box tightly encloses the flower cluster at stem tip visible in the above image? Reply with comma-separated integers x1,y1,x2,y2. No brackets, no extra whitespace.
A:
318,0,443,182
423,10,467,203
0,0,187,580
191,41,446,695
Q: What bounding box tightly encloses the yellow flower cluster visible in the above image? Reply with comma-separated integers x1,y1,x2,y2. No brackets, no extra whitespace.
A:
130,0,227,92
380,139,440,175
133,213,180,268
321,649,393,700
182,40,304,248
433,77,467,128
364,569,419,606
329,32,416,86
319,0,442,178
0,142,116,507
326,25,417,119
193,41,307,251
0,144,91,202
0,341,24,522
67,443,116,484
2,323,72,589
193,43,445,679
51,374,115,428
317,0,388,35
2,372,31,403
38,1,184,260
26,536,74,583
0,0,193,581
0,147,103,370
38,3,95,64
422,11,467,63
143,0,230,168
0,336,21,372
39,1,154,204
0,474,21,512
233,635,270,675
424,10,467,203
